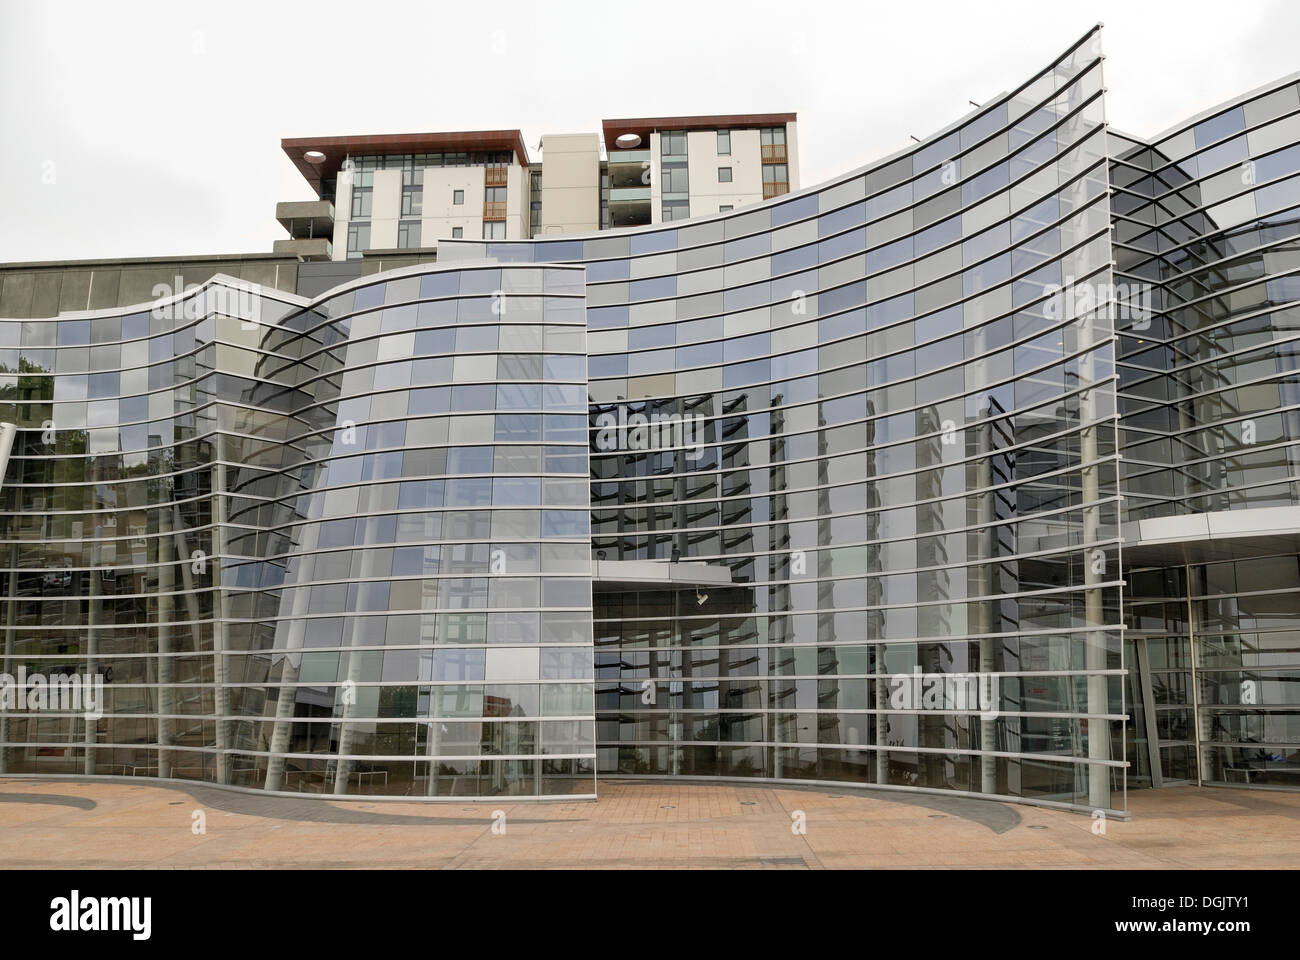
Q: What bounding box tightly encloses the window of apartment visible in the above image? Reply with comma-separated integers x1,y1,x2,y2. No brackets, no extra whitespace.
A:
717,129,731,155
662,200,690,222
484,184,507,226
346,221,371,260
760,126,788,168
398,220,422,249
529,169,543,238
762,162,790,199
350,171,374,218
718,167,733,183
661,164,690,196
719,205,733,212
452,227,463,238
453,189,465,205
401,168,423,216
483,221,506,239
661,130,688,156
660,129,689,222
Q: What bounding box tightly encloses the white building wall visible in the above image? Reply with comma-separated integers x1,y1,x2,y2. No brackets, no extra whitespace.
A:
649,131,663,225
506,163,528,239
538,134,601,236
332,174,353,260
368,168,402,250
687,128,763,216
421,166,485,242
786,120,801,191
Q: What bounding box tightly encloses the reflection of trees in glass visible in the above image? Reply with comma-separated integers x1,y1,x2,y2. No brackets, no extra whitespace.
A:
0,357,53,421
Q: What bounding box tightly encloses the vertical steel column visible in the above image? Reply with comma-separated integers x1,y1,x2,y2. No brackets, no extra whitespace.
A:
974,413,997,795
0,424,18,774
84,534,101,775
1186,562,1204,787
1134,638,1164,788
157,508,175,779
212,459,230,784
1082,317,1111,810
334,542,380,794
264,519,322,792
0,542,16,773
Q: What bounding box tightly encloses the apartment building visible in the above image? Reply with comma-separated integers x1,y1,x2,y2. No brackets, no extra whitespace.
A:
274,115,800,257
596,113,800,230
277,131,533,262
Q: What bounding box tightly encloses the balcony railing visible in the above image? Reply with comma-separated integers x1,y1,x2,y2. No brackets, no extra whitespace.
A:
484,166,508,187
761,144,788,164
483,201,508,220
608,187,651,203
762,181,789,199
273,237,333,261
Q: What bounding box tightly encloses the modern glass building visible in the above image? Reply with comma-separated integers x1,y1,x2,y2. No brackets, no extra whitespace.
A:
1,26,1298,812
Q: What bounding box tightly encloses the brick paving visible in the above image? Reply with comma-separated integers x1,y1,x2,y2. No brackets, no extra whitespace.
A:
0,777,1296,868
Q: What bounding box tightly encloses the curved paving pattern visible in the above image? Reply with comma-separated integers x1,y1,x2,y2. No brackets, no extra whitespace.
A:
0,778,1297,869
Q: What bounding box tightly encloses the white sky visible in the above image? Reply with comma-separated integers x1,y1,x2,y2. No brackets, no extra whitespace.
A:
1,0,1297,263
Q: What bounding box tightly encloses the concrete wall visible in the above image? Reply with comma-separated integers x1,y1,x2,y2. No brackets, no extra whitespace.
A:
422,166,485,242
687,128,763,216
507,164,528,239
649,131,663,225
0,255,300,318
368,168,403,250
787,120,801,191
538,134,601,236
332,174,353,260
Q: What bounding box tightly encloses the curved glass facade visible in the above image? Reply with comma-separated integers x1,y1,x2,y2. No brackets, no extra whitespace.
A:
0,265,597,799
1112,73,1300,788
442,29,1126,809
2,27,1298,808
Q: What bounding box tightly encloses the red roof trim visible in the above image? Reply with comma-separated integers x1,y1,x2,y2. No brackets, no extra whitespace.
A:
281,130,530,195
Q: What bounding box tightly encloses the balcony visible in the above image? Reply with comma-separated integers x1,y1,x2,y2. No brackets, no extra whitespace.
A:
483,201,508,221
273,237,333,261
608,185,651,228
762,181,789,199
275,199,335,237
485,166,508,187
609,187,651,203
609,153,651,191
761,143,788,163
608,149,650,166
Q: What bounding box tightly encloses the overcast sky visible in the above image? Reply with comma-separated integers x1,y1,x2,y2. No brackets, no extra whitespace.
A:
1,0,1297,263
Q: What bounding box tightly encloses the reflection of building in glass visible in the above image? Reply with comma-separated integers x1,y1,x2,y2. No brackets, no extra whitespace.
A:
1113,81,1300,789
1,27,1299,810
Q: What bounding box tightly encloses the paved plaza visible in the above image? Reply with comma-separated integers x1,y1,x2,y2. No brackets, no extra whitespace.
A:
0,778,1296,869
